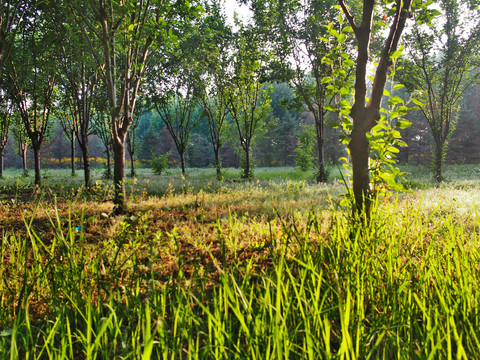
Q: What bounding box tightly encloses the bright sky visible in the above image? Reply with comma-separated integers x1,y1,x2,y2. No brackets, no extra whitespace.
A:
223,0,252,26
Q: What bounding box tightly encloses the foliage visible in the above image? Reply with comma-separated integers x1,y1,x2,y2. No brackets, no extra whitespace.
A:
399,0,480,182
2,171,480,357
293,124,316,171
151,152,171,175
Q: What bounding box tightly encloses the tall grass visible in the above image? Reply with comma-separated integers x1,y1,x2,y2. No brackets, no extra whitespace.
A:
1,186,480,358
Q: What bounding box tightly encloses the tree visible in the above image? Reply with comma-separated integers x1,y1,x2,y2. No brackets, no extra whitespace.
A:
127,98,148,178
251,0,343,182
337,0,426,214
57,104,78,176
195,2,232,179
399,0,480,181
0,100,12,177
11,110,28,176
60,27,100,188
65,0,201,213
7,2,59,186
226,27,273,179
153,84,200,176
92,104,113,179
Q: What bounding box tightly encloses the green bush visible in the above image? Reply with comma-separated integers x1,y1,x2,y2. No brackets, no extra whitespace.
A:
151,152,170,175
294,124,316,171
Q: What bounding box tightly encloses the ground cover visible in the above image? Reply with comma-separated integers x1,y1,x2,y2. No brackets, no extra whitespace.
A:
1,166,480,358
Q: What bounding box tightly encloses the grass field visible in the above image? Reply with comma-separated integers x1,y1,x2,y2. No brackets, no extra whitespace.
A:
1,165,480,359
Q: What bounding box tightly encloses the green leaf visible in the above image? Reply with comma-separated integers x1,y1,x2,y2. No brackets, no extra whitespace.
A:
396,120,412,129
322,57,334,65
393,84,405,90
387,96,404,105
411,98,425,106
322,76,333,84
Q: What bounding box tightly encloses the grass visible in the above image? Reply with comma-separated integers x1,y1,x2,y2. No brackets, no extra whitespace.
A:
1,165,480,358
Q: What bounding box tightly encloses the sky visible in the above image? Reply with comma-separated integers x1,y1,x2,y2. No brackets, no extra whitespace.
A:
223,0,252,26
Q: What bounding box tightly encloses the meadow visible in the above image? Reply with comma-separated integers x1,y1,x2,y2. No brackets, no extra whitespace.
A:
1,165,480,359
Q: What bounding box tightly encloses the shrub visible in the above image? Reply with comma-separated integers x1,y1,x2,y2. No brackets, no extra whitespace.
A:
151,152,170,175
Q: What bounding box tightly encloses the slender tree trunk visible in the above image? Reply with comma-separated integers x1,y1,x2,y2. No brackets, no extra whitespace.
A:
0,147,4,178
80,139,91,188
214,147,222,180
180,151,186,175
113,137,126,213
71,131,76,176
315,110,327,183
130,155,135,178
33,145,41,186
433,141,444,182
105,147,112,179
243,145,251,179
20,143,28,176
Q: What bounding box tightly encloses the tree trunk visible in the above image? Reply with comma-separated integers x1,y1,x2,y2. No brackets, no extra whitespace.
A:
243,145,251,179
71,132,76,176
315,110,327,183
105,147,112,179
130,154,135,178
349,109,376,214
180,151,186,176
214,147,222,180
0,147,4,178
21,144,28,176
33,145,41,186
113,138,126,214
433,141,444,182
80,138,92,188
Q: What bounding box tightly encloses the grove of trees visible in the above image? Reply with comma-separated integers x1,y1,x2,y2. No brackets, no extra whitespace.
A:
1,0,480,213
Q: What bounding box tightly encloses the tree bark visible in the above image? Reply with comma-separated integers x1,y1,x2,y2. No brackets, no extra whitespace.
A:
79,138,91,188
20,143,27,176
0,147,4,178
130,155,135,178
433,140,444,182
71,131,76,176
113,137,126,214
180,151,186,176
214,148,222,180
315,115,327,182
33,146,41,186
105,147,112,179
243,145,251,179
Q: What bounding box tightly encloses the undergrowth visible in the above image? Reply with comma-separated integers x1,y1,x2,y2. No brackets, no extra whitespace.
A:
1,184,480,358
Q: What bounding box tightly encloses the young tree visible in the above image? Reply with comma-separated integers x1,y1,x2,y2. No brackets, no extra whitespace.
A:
227,27,273,179
65,0,201,213
337,0,426,213
57,104,78,176
7,2,59,186
60,28,100,188
11,111,28,176
251,0,344,182
195,2,232,179
0,100,12,177
92,106,113,179
153,83,199,176
399,0,480,181
126,98,148,178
